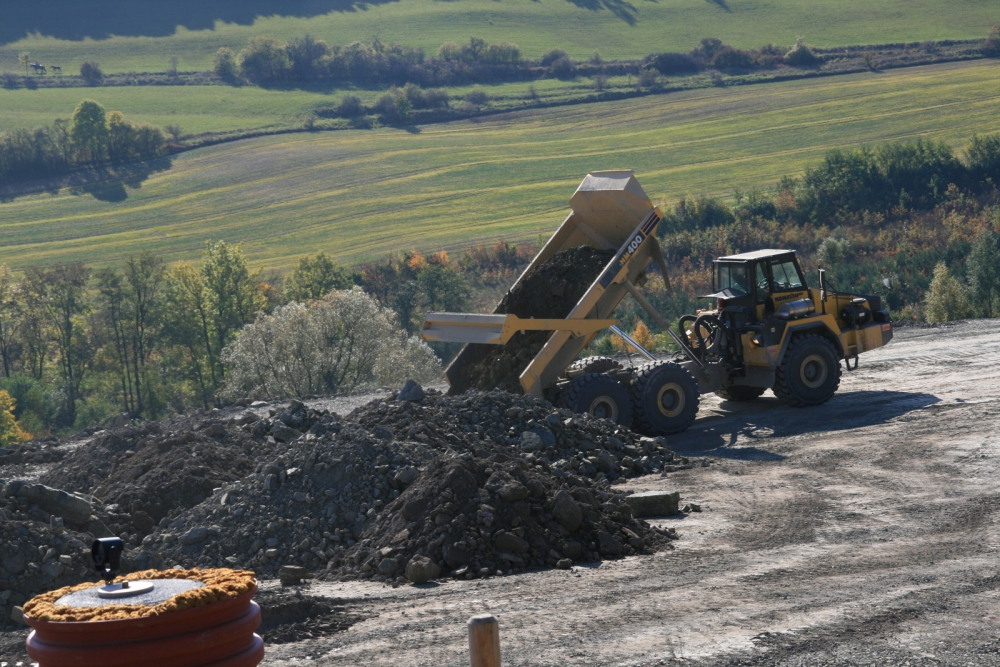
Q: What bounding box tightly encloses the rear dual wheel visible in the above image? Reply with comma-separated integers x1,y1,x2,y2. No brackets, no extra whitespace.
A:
557,373,632,426
629,362,700,435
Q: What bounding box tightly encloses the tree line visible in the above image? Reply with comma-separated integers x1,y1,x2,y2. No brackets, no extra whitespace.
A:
214,35,525,88
0,239,530,437
0,99,166,186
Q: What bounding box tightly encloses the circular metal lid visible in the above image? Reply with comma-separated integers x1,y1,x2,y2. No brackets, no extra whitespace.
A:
55,579,204,608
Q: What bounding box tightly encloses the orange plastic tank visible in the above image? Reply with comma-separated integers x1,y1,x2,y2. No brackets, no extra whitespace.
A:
25,582,263,667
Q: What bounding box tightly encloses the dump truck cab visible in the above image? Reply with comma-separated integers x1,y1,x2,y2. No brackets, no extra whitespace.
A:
684,248,893,407
712,249,809,321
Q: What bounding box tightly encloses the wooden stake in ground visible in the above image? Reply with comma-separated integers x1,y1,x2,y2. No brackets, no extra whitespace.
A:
468,614,501,667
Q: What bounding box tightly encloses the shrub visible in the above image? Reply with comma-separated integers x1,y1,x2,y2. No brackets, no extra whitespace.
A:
637,68,659,88
286,252,354,301
463,89,489,106
817,232,851,267
711,47,757,70
238,36,291,84
213,47,238,80
422,88,450,108
691,37,726,60
662,195,735,232
373,92,410,121
540,49,569,67
550,56,575,79
79,61,103,85
593,75,607,92
982,24,1000,57
966,133,1000,185
336,95,364,117
646,52,702,76
923,262,973,322
0,374,55,436
164,124,182,141
590,51,603,65
222,287,442,397
785,37,820,67
0,389,30,446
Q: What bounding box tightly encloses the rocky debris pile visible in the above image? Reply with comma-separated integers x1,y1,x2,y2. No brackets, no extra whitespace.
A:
41,417,260,529
336,453,675,585
0,436,65,466
0,483,108,628
349,388,679,481
132,387,681,584
449,246,616,394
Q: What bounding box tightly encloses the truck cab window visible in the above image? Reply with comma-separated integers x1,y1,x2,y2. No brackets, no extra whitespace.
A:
718,263,749,295
755,263,769,303
770,260,804,289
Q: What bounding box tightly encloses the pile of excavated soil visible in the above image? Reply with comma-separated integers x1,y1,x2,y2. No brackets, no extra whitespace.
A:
449,246,615,394
41,420,259,525
132,389,680,584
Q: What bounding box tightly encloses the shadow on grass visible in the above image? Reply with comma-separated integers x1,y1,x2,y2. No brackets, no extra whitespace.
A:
705,0,732,12
1,0,400,44
672,389,940,461
0,156,173,203
563,0,637,24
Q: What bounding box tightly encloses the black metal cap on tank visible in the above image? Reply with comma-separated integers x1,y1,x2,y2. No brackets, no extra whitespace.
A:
92,537,124,584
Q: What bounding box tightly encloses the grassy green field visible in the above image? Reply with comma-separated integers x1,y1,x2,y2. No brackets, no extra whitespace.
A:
2,59,1000,274
2,0,997,73
0,76,653,136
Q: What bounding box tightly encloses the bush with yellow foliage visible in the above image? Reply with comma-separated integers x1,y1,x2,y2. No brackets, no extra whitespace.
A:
0,389,30,446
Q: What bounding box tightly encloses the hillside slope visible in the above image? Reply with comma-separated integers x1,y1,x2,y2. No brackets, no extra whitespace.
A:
2,0,997,72
1,59,999,272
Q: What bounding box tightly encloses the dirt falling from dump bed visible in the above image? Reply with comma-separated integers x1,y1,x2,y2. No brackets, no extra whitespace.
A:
448,246,616,394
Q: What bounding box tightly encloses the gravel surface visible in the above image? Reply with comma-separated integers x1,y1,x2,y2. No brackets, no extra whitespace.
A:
254,319,1000,666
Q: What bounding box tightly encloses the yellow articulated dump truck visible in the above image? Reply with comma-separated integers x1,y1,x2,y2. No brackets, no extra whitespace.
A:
421,171,893,436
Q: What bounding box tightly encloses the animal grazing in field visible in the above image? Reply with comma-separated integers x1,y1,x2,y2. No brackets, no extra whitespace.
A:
50,65,61,74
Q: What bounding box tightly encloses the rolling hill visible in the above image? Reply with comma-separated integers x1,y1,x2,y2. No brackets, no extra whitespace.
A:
1,59,999,273
2,0,997,73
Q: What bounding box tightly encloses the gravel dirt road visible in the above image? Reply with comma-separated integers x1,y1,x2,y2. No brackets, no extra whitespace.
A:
259,319,1000,666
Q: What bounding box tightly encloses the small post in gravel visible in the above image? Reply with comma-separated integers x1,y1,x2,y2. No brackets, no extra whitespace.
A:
468,614,501,667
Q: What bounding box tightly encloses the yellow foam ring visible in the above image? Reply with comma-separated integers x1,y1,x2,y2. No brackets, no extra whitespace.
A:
23,568,256,623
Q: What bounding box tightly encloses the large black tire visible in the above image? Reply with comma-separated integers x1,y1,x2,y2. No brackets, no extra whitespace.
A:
715,385,767,402
565,356,622,377
773,333,841,407
557,373,633,426
629,362,700,435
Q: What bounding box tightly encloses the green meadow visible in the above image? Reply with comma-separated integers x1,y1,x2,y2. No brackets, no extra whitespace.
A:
2,60,1000,274
2,0,997,73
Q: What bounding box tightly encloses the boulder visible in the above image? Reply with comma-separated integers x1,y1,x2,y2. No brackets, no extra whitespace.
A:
597,531,622,556
519,431,542,452
272,425,302,443
494,531,530,554
180,527,208,545
377,559,399,576
405,554,441,584
394,466,417,487
132,510,156,534
87,516,115,538
16,484,92,524
397,380,425,402
624,490,681,518
401,497,431,521
551,490,583,532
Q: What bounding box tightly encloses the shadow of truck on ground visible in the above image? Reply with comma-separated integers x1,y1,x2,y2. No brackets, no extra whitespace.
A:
672,390,940,461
